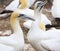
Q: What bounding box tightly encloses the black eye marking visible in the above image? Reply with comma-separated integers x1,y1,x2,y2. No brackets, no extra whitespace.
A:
37,3,41,8
37,2,44,11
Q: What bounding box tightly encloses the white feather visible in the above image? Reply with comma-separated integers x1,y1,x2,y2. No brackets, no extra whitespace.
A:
51,0,60,17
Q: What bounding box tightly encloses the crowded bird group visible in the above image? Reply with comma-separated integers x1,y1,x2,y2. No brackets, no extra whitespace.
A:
0,0,60,51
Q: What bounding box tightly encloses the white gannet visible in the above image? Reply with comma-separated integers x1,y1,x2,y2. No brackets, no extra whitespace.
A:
27,1,60,51
0,9,24,51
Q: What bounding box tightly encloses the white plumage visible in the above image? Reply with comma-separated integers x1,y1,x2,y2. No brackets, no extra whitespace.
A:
51,0,60,17
5,0,19,11
5,0,35,11
0,43,14,51
27,0,35,7
0,10,24,51
23,13,51,29
27,1,60,51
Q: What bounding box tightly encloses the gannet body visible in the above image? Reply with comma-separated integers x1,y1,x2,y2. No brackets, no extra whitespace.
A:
0,10,24,51
27,1,60,51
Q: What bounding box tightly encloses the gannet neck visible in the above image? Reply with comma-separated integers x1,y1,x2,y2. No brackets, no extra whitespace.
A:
34,5,42,20
19,0,28,9
34,4,46,31
35,10,46,31
34,8,42,22
10,9,23,33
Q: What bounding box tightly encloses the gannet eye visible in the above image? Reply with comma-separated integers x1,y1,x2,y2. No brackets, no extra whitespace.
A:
35,1,44,8
38,3,41,5
37,3,41,8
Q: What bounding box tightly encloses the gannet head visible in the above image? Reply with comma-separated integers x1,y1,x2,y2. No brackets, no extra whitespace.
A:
34,1,47,31
11,10,20,19
10,9,20,26
34,1,47,12
19,0,28,9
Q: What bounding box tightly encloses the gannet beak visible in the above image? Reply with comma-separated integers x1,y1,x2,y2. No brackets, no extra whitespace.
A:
42,0,47,6
39,22,46,31
18,14,35,21
37,0,47,11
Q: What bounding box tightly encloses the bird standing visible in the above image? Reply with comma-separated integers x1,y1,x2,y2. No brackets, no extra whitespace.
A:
27,1,60,51
0,9,24,51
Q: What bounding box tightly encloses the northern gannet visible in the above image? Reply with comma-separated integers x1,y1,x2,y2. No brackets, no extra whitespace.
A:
0,9,24,51
27,1,60,51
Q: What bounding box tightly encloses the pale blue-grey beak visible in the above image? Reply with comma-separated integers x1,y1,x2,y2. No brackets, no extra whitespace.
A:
18,14,35,21
37,0,47,11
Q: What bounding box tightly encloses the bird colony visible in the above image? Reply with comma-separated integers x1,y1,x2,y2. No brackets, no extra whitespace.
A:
0,0,60,51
